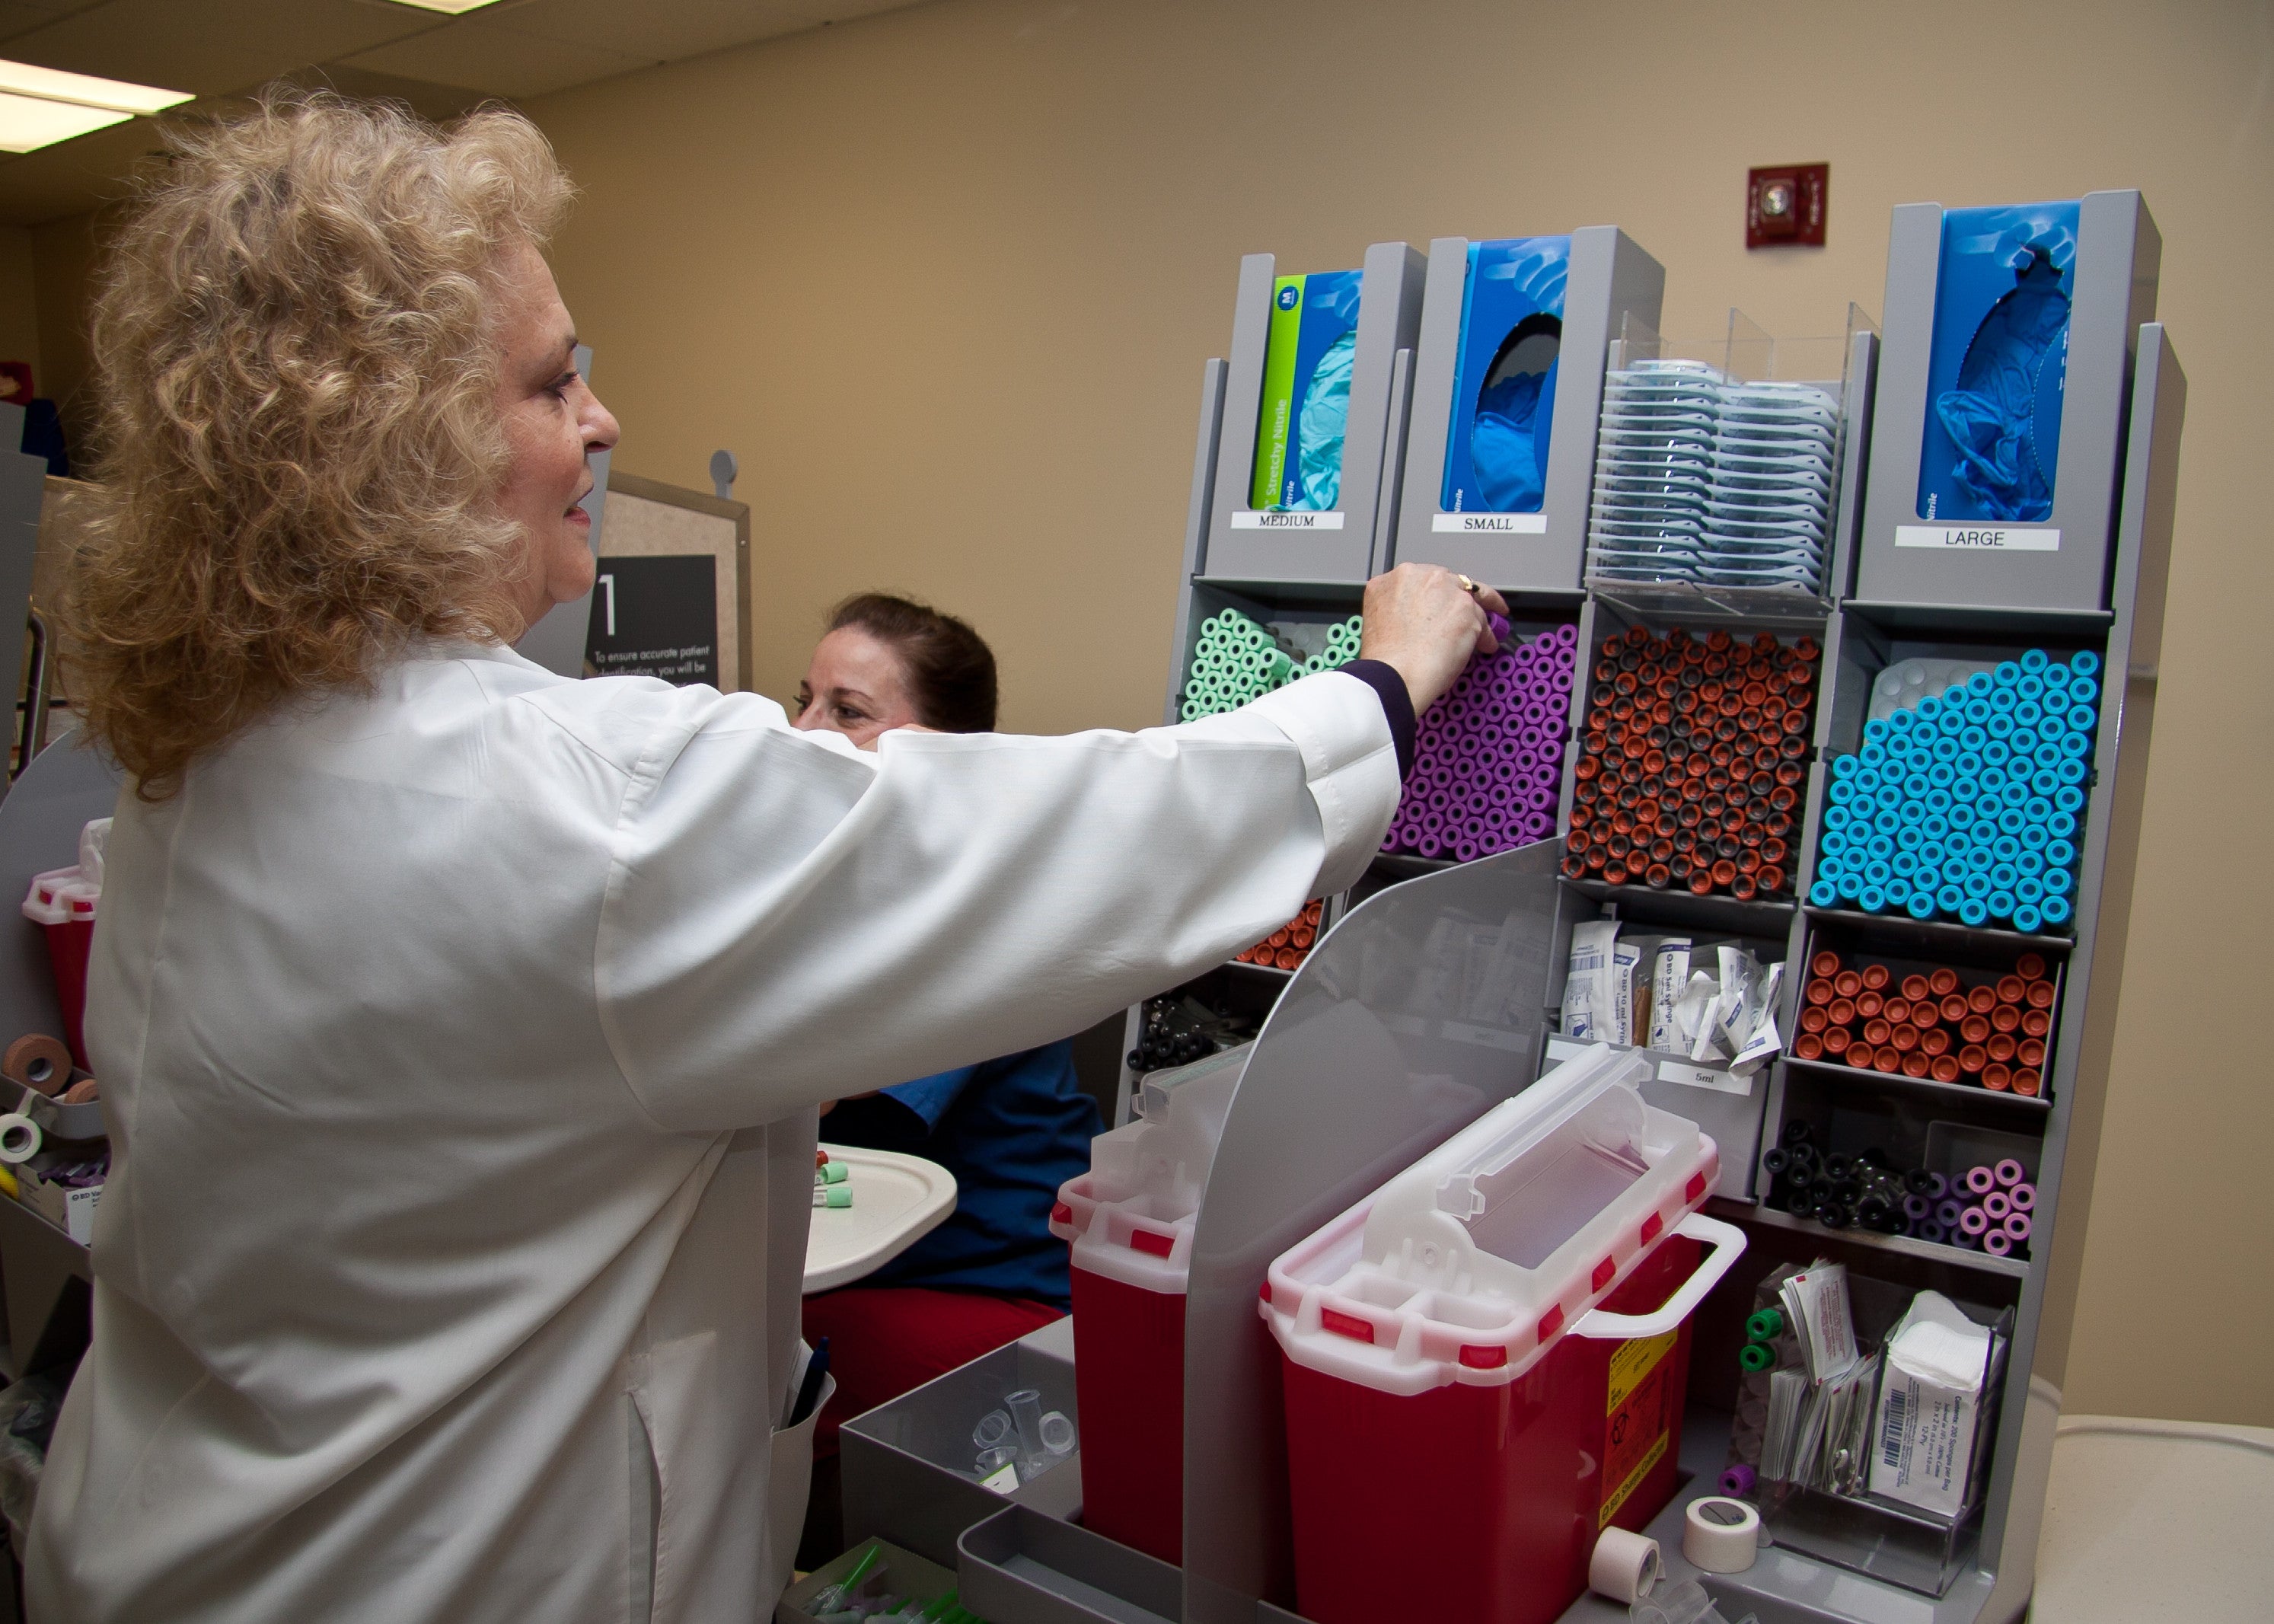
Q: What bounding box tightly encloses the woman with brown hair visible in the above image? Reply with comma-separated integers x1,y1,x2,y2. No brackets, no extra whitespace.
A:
27,94,1499,1623
788,592,1093,1497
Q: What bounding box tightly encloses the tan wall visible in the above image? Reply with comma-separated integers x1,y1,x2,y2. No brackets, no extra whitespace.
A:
525,0,2267,1425
0,225,40,388
29,211,100,457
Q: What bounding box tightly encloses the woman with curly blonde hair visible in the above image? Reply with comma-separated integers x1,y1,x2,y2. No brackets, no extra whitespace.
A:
26,94,1495,1624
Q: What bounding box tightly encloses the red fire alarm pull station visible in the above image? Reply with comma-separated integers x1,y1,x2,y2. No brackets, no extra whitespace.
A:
1747,163,1828,247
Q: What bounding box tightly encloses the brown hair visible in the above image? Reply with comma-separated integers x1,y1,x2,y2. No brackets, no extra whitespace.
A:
828,593,997,732
62,93,572,799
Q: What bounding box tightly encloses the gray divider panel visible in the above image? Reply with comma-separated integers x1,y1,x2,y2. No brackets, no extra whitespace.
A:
1825,328,1881,601
1393,227,1663,591
1177,841,1561,1624
1205,243,1425,584
1856,193,2159,613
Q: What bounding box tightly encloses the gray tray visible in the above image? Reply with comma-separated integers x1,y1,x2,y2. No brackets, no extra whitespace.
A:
840,1322,1083,1568
957,1504,1180,1624
777,1537,955,1624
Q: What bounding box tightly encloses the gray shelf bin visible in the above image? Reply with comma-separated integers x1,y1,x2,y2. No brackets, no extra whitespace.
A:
1540,878,1784,1201
1170,577,1368,723
958,1504,1182,1624
1204,241,1424,584
1393,225,1663,592
839,1332,1083,1569
1801,600,2114,945
1855,191,2158,614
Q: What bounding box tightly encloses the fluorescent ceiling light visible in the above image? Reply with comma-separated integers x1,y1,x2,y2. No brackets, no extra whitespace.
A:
0,59,192,117
0,91,130,154
388,0,510,13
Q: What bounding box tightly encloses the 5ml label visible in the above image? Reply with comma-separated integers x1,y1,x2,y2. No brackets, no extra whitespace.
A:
1232,510,1345,530
1896,525,2060,552
1657,1060,1751,1096
1434,512,1548,534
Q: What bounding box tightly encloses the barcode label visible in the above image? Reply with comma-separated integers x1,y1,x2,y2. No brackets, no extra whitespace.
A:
1880,1388,1909,1467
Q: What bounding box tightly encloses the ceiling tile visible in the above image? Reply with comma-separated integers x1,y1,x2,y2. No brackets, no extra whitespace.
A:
0,4,86,45
0,0,437,97
0,111,161,225
497,0,914,63
342,15,647,100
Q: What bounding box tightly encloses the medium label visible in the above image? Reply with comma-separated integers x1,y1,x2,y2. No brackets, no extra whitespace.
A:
1231,510,1345,530
1433,512,1548,534
1895,525,2060,552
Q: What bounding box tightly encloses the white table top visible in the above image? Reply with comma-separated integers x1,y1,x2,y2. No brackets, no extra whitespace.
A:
802,1143,958,1294
2034,1413,2274,1622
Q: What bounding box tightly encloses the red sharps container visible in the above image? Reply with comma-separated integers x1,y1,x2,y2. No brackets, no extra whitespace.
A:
21,818,110,1070
1048,1044,1245,1565
1263,1047,1744,1624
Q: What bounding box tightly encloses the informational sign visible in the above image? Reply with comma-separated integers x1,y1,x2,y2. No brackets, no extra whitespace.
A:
585,554,719,685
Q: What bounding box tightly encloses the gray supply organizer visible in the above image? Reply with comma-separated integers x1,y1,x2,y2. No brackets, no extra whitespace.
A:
1392,227,1665,592
853,212,2181,1624
1203,241,1425,585
1855,192,2158,614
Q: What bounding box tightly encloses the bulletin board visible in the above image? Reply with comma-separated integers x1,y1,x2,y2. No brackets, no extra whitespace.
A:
585,471,752,691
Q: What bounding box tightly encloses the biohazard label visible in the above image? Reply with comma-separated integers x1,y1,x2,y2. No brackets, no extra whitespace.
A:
1599,1329,1679,1528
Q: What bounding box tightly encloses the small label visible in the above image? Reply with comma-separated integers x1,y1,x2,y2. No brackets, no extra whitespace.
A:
1895,525,2060,552
1657,1060,1752,1097
1545,1035,1588,1064
1231,510,1345,530
980,1461,1020,1493
1433,512,1548,534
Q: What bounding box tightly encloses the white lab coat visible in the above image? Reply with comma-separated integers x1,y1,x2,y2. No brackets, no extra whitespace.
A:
22,639,1399,1623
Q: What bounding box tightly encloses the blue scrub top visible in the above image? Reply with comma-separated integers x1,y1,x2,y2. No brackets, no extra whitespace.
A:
821,1039,1100,1308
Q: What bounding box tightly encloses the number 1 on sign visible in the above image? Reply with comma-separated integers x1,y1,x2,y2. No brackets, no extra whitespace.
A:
598,573,616,636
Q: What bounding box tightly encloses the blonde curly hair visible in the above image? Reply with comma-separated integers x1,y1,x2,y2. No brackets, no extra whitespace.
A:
62,94,572,798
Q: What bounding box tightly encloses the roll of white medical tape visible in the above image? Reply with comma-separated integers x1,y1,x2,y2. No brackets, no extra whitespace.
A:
1682,1495,1762,1573
0,1112,42,1163
1589,1525,1662,1602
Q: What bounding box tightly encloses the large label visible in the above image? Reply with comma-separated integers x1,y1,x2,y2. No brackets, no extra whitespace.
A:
1432,511,1548,534
1600,1329,1679,1528
1895,524,2060,552
1230,509,1346,530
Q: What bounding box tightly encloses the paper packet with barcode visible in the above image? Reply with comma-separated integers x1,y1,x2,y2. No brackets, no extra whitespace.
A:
1867,1290,1994,1517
